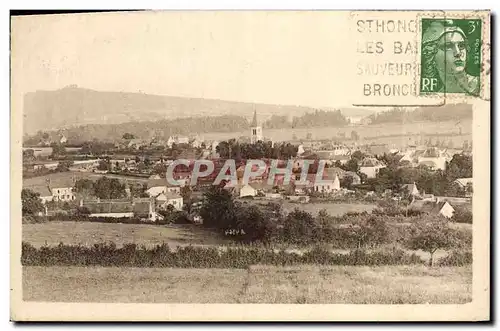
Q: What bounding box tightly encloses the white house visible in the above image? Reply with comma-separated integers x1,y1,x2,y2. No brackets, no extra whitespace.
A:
29,186,54,204
434,201,455,218
359,158,386,178
313,174,341,194
156,192,184,211
166,136,176,148
146,178,181,197
51,186,75,201
454,178,473,189
417,148,452,171
410,200,455,219
239,184,258,198
177,136,190,145
81,198,160,222
190,136,204,148
402,182,419,196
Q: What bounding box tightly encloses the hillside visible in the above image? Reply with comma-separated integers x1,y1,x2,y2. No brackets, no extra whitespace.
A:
366,104,473,125
23,86,326,134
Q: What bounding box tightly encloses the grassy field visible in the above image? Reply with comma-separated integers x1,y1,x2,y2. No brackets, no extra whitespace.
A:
281,202,375,216
23,171,147,187
200,120,472,148
244,200,376,216
22,222,231,248
23,265,472,303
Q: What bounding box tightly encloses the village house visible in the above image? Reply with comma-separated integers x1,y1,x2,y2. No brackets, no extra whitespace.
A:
28,185,54,204
343,171,361,185
80,198,160,222
313,174,340,194
417,147,452,171
146,178,182,197
155,191,184,211
315,151,351,166
402,182,420,196
410,200,455,219
239,184,258,198
127,138,144,150
23,173,81,203
190,136,204,149
453,177,473,196
167,135,190,147
176,136,190,145
359,157,386,178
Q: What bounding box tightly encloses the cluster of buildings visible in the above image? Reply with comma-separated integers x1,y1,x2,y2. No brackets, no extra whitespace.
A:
23,110,473,222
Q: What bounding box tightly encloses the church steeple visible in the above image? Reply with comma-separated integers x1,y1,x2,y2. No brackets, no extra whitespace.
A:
251,109,258,127
250,107,263,144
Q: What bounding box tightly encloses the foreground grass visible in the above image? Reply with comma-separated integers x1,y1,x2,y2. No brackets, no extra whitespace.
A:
22,222,230,248
23,265,471,304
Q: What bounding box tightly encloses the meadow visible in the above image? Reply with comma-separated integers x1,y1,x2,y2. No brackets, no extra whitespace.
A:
200,120,472,148
277,201,375,216
22,222,231,248
23,264,472,304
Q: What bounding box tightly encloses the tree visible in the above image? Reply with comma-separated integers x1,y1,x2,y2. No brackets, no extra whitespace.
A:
350,150,365,162
282,208,319,244
199,186,237,230
21,189,44,216
347,217,390,249
23,149,35,162
235,203,278,242
404,219,468,266
93,177,126,199
50,143,66,158
340,175,354,190
451,206,473,224
56,160,73,172
74,179,95,199
342,159,360,173
445,154,473,180
122,133,136,140
97,159,111,171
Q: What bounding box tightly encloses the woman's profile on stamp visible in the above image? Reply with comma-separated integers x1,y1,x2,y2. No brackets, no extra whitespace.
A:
421,19,480,95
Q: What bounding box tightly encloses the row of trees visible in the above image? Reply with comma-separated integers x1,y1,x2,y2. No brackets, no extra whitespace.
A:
367,104,472,125
216,140,298,160
263,110,349,129
199,186,471,265
363,153,473,196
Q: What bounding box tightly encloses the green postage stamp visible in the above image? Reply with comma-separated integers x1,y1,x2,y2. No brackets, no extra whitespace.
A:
420,18,482,96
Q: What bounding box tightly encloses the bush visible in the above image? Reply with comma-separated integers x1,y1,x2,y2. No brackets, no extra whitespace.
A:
21,241,426,268
452,206,473,224
437,250,472,266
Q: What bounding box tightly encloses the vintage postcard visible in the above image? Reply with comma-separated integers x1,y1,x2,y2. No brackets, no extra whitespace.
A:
10,10,490,321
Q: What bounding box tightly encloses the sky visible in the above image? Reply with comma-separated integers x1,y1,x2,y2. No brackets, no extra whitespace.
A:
11,11,360,109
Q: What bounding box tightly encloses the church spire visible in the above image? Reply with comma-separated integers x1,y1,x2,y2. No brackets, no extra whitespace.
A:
251,108,258,127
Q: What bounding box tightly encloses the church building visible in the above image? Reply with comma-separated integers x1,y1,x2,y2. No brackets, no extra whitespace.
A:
250,109,263,144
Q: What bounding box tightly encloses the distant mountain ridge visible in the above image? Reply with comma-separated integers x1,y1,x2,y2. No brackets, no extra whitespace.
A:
24,86,371,134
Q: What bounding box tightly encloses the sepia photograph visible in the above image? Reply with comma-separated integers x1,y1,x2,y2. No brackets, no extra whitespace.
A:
10,10,490,321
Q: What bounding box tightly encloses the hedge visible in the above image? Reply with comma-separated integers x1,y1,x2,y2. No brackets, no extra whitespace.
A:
21,242,429,268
